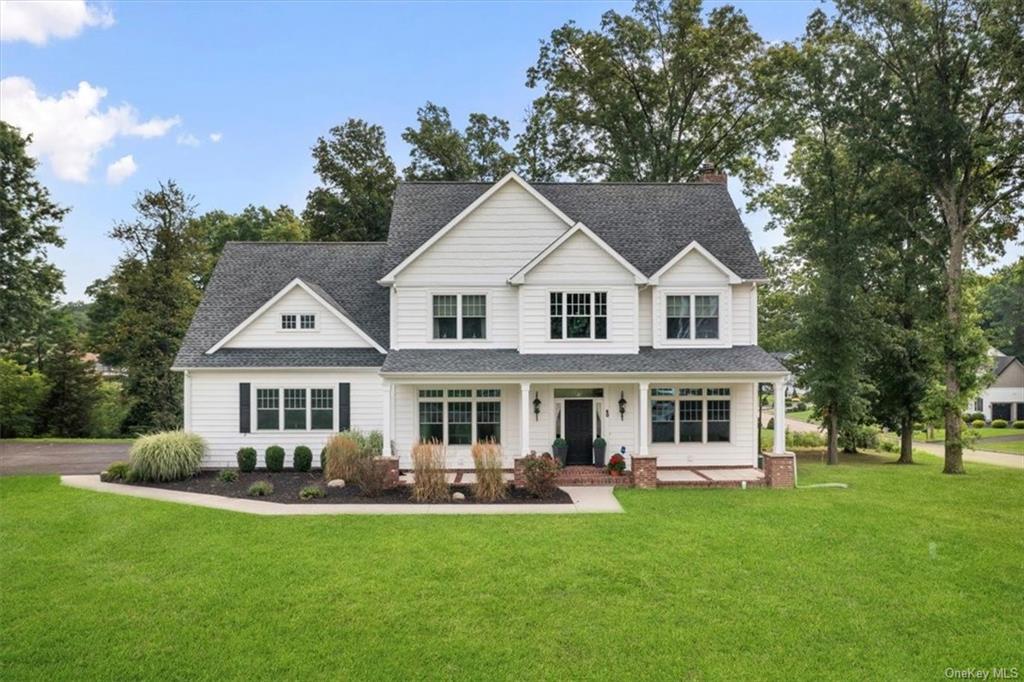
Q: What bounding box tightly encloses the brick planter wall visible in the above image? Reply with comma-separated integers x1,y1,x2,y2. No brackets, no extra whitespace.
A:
631,456,658,489
379,457,400,489
762,452,795,488
513,457,526,489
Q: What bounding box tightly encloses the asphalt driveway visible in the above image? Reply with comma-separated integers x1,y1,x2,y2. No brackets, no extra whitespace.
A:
0,442,131,475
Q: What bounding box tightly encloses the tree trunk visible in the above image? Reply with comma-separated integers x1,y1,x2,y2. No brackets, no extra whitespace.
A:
942,218,966,474
898,414,914,464
827,409,839,465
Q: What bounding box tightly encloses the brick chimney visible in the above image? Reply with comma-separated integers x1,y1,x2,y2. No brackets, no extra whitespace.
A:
697,164,727,185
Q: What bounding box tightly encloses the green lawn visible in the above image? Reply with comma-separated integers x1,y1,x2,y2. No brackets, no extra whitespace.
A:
0,437,135,445
2,455,1022,680
977,439,1024,455
785,409,816,423
913,427,1022,442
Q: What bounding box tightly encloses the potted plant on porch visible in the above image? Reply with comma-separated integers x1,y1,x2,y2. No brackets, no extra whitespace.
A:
592,436,607,468
552,437,568,465
607,453,626,476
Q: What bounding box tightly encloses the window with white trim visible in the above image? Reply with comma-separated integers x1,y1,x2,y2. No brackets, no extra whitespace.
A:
255,388,334,431
549,291,607,340
417,388,502,445
300,314,316,330
664,294,719,340
648,387,730,443
432,294,487,340
281,314,297,330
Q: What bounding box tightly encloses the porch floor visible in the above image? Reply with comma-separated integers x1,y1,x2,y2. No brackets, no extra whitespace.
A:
658,467,765,488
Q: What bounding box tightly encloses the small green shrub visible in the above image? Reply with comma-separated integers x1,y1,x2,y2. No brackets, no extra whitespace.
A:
839,424,880,452
879,439,897,453
521,453,560,498
299,485,325,500
248,480,273,497
971,419,986,429
237,447,257,472
101,461,131,482
265,445,285,472
766,418,775,430
964,411,985,423
991,419,1008,428
217,469,238,483
129,431,205,482
796,402,807,411
1013,420,1024,429
293,445,313,472
787,431,827,448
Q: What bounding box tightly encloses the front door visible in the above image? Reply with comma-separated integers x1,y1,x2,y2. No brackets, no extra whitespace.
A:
564,400,593,465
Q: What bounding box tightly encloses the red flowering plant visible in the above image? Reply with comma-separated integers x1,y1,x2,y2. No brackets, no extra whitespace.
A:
607,453,626,475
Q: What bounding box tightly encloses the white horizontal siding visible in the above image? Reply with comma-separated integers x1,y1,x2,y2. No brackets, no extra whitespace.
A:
393,287,518,349
224,287,372,349
521,230,637,286
638,287,653,346
519,285,639,354
732,283,754,346
395,182,569,286
658,249,731,286
187,370,383,468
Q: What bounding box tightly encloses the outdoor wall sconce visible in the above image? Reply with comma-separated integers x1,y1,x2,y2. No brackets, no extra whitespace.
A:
618,391,627,420
533,392,541,421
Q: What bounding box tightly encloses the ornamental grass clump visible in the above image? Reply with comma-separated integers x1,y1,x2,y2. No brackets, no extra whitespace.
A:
323,432,371,481
129,431,205,482
248,480,273,497
411,440,448,503
349,455,389,497
471,440,506,502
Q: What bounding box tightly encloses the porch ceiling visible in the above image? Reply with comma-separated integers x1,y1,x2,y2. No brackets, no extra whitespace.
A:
381,346,787,376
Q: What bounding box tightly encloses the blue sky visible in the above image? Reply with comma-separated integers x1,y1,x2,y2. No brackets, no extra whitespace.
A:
1,0,829,300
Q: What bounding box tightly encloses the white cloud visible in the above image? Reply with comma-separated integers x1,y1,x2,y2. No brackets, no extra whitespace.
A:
0,76,180,182
0,1,114,45
105,154,136,184
209,132,223,143
176,132,200,147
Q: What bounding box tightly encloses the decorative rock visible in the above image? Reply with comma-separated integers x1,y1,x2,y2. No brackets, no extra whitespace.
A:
452,491,466,501
327,479,345,488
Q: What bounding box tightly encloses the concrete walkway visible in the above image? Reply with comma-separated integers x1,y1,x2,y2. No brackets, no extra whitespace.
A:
60,475,624,515
907,441,1022,470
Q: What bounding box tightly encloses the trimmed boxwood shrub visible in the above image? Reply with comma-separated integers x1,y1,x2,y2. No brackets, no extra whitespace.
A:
265,445,285,472
293,445,313,472
991,419,1008,428
237,447,257,472
129,431,205,482
1013,420,1024,429
971,419,986,429
964,411,985,423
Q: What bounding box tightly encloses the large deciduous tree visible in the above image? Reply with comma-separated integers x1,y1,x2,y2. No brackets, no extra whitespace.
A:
402,102,518,181
0,122,68,351
977,258,1024,360
104,181,204,432
304,119,397,242
832,0,1024,473
524,0,787,182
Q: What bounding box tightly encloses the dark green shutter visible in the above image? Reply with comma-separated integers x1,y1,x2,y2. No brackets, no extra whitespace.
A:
338,383,350,432
239,383,251,433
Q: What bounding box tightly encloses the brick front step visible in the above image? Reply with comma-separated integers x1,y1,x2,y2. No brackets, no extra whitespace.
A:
555,465,632,487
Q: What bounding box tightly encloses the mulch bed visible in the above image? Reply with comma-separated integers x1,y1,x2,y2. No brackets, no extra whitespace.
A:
124,470,573,505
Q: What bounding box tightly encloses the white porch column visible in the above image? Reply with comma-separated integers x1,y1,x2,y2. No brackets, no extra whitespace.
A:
520,382,531,456
773,380,786,455
638,381,649,456
382,380,393,457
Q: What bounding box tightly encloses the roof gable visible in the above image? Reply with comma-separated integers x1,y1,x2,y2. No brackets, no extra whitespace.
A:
384,181,765,281
379,172,574,284
648,241,743,285
208,278,385,354
509,222,646,285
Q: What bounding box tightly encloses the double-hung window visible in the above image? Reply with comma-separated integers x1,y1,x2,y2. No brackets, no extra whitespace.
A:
417,388,502,445
664,294,719,340
432,294,486,340
550,291,608,340
255,387,334,431
648,387,730,443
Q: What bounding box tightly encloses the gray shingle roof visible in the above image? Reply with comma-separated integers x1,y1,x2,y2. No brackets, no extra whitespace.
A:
174,348,385,369
994,355,1016,377
173,242,389,369
384,181,765,279
381,346,787,375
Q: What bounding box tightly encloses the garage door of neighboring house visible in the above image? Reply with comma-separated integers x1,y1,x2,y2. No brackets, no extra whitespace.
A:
991,403,1012,421
1016,403,1024,421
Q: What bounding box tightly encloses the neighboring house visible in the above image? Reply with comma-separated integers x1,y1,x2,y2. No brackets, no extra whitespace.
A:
81,352,125,379
971,348,1024,422
173,172,789,469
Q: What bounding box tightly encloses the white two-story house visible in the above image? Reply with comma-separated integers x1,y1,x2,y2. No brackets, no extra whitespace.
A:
173,172,789,472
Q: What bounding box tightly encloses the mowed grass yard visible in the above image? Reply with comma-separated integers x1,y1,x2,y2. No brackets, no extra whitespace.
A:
2,454,1022,680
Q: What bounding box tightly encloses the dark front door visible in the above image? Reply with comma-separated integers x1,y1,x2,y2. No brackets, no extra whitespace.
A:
564,400,593,465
